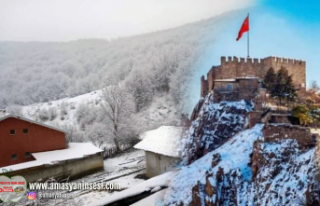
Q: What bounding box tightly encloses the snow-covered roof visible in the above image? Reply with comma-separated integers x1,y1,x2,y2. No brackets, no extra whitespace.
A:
0,114,67,133
86,171,176,206
0,143,103,173
134,126,184,158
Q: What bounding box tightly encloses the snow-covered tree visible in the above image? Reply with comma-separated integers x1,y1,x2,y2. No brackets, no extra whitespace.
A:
100,82,138,151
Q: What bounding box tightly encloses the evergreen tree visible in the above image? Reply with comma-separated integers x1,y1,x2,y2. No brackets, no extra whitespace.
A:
263,67,276,91
269,67,297,105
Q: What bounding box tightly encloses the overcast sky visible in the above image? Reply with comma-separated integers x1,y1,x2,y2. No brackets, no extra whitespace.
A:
0,0,253,42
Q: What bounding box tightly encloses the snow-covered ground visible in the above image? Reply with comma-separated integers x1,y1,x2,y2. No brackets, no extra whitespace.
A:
104,149,145,174
86,171,176,206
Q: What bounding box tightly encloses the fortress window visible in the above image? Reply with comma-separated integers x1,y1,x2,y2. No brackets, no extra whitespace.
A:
12,154,17,160
10,129,15,135
25,152,31,158
23,128,29,134
227,84,233,91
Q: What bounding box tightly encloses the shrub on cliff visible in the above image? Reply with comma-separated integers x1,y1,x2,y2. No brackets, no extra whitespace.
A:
292,105,313,126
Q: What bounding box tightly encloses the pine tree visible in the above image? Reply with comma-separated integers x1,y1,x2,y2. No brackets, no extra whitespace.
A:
269,67,297,105
263,67,276,91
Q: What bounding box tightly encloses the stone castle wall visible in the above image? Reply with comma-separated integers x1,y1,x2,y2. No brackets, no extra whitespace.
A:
201,56,306,97
263,124,316,148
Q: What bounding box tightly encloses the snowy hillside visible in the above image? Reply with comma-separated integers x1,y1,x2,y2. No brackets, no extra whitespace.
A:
21,90,103,128
163,124,319,206
19,88,181,147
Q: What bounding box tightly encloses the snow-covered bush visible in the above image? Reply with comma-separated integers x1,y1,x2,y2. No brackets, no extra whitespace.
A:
38,108,50,122
60,102,68,116
48,107,57,121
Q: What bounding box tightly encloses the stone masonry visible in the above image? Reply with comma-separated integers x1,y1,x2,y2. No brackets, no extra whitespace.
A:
201,56,306,97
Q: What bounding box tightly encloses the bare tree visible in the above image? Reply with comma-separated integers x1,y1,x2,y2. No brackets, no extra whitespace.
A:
100,82,138,151
60,124,85,143
310,80,320,94
125,70,154,112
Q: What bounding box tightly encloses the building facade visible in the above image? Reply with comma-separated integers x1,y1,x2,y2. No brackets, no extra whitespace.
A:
144,151,179,178
0,115,67,167
212,77,261,103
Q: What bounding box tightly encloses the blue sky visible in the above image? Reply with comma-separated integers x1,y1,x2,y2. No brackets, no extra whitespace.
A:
188,0,320,112
256,0,320,86
194,0,319,87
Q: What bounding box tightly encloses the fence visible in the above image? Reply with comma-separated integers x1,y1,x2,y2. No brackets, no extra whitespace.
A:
102,140,140,159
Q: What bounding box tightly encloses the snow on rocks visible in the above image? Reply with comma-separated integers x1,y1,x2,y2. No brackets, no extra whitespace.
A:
162,123,319,206
181,93,253,164
163,124,264,206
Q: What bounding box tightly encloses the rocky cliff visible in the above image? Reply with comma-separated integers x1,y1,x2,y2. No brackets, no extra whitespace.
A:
182,93,253,164
163,94,320,206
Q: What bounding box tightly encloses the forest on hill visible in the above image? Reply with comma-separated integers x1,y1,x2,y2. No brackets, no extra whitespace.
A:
0,11,245,148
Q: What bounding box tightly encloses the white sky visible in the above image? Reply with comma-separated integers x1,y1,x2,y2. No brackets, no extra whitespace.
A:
0,0,253,42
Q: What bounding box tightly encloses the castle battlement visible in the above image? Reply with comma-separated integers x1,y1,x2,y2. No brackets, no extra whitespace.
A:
221,56,263,64
221,56,306,66
264,56,306,66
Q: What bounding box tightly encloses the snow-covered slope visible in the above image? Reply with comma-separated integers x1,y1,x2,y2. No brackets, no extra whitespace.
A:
159,91,320,206
163,124,319,206
19,89,181,141
21,89,103,128
164,124,263,205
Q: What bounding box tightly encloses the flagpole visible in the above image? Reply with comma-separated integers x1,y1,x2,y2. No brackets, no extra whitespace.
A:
247,13,250,58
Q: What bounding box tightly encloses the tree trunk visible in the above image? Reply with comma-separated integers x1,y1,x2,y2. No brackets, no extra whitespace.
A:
113,137,120,151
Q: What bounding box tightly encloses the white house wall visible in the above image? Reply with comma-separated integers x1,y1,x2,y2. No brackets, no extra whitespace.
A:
145,151,179,178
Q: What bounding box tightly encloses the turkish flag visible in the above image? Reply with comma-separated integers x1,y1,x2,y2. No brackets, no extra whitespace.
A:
236,15,249,41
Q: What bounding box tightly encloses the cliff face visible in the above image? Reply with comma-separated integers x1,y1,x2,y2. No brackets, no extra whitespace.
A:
163,95,319,206
250,138,319,205
182,93,252,164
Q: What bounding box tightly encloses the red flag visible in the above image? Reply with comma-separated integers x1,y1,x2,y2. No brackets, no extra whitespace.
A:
236,15,249,41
